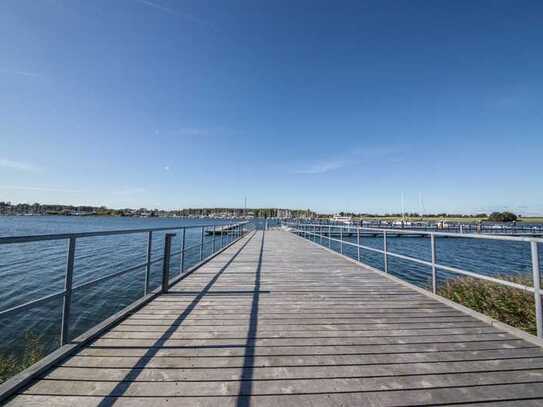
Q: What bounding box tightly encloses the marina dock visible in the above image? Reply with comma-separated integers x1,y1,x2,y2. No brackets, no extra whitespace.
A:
206,224,239,235
4,230,543,406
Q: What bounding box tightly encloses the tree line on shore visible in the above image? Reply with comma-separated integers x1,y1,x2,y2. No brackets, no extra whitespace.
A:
336,211,519,222
0,201,523,222
0,202,315,218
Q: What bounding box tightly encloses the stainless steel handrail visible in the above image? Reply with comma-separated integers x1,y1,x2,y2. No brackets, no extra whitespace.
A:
0,222,246,245
0,221,251,345
284,221,543,337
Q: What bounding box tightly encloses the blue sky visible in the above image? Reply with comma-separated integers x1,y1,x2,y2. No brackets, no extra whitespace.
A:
1,0,542,214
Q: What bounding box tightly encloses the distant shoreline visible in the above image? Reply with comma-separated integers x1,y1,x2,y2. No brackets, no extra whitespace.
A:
355,216,543,224
1,213,543,224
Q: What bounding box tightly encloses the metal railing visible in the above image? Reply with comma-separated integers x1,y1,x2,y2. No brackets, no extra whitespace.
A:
284,221,543,338
0,221,251,347
307,219,543,236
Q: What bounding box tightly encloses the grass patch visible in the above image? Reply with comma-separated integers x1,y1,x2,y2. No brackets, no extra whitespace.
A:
0,332,44,384
437,275,536,335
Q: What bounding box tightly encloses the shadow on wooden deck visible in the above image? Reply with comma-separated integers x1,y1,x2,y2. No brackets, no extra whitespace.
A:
95,233,257,407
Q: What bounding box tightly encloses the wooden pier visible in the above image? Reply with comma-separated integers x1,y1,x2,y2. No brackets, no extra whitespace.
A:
5,230,543,406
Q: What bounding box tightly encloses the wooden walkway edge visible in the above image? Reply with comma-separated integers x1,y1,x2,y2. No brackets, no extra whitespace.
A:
5,230,543,406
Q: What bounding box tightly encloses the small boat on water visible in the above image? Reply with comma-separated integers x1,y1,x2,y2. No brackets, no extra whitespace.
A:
331,214,353,225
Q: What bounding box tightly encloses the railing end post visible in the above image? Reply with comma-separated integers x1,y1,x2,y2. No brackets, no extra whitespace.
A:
431,233,437,294
531,241,542,338
60,236,77,346
162,233,176,294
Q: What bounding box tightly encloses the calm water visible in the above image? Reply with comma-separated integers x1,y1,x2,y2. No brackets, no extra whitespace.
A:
305,227,541,292
0,216,540,360
0,216,243,357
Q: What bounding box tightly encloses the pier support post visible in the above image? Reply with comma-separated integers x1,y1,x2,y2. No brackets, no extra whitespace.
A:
162,233,175,293
320,225,323,245
180,228,186,274
431,234,437,294
144,231,153,296
531,241,542,337
200,226,204,261
212,225,216,253
340,226,343,254
60,237,76,345
357,227,360,262
383,231,388,273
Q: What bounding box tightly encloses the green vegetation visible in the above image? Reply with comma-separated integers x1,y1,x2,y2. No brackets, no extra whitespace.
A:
351,214,543,224
488,211,518,222
355,215,489,223
437,276,536,335
0,333,44,384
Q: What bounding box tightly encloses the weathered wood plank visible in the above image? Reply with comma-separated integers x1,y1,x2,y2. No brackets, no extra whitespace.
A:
19,370,543,396
45,358,543,381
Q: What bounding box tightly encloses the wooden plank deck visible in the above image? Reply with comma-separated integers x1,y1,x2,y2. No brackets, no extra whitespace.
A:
6,230,543,406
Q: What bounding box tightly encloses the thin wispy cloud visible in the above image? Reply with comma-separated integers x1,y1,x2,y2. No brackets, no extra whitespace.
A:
294,146,406,175
134,0,174,14
294,159,348,174
0,185,80,193
133,0,213,28
0,159,40,172
0,70,41,78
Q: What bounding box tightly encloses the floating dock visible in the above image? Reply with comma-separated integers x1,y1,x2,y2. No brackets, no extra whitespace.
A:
4,230,543,406
206,224,238,235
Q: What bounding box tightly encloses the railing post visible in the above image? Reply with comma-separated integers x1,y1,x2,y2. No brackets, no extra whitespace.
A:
320,225,323,245
221,225,224,247
383,231,388,273
340,226,343,254
531,241,542,337
200,226,204,261
60,237,76,345
162,233,175,293
144,231,153,296
180,228,186,274
357,227,360,262
431,234,437,294
328,224,331,248
212,225,216,253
